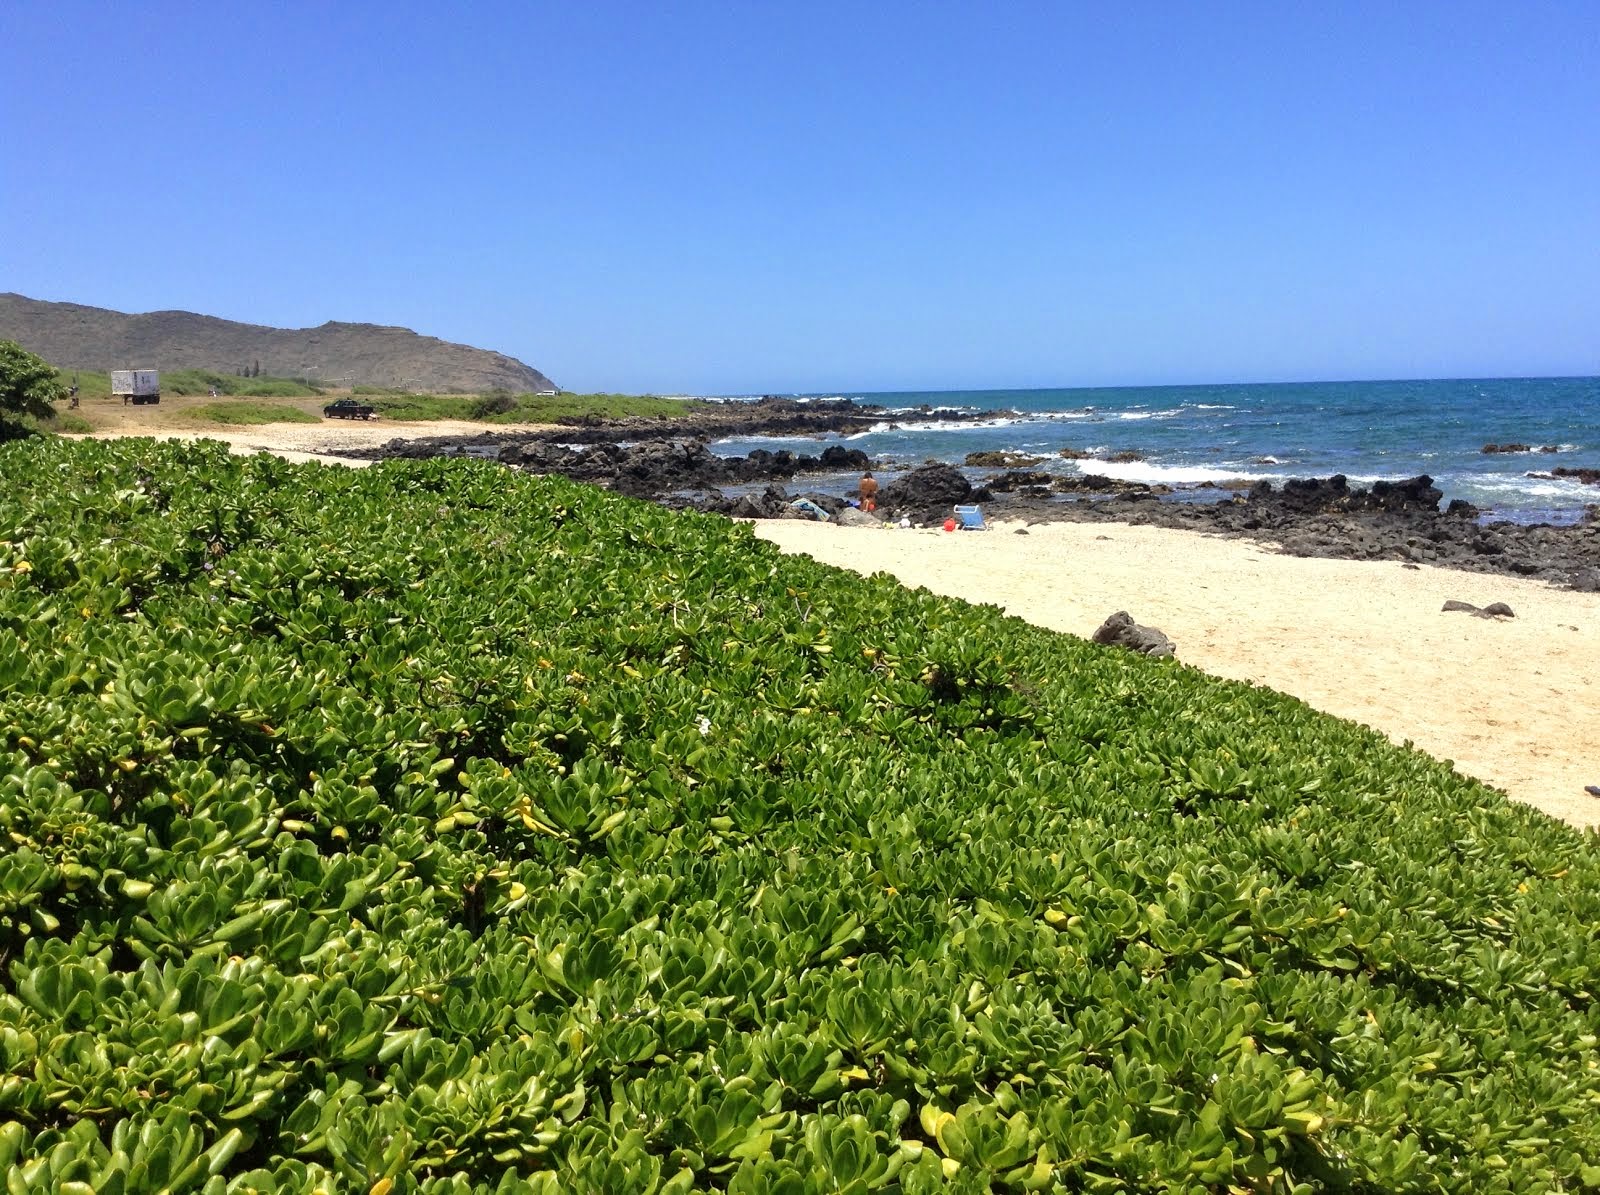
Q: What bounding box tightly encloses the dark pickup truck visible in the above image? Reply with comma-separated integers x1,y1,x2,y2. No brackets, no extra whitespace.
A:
323,398,376,420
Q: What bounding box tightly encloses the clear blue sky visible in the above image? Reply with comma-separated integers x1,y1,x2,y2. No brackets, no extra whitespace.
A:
3,2,1596,394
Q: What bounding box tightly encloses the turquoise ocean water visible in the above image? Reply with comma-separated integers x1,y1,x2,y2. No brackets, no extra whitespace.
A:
710,377,1600,523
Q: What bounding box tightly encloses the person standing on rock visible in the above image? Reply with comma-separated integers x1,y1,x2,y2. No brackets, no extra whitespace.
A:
858,470,879,513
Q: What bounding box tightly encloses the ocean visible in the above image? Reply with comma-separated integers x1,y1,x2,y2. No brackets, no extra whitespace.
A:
708,377,1600,524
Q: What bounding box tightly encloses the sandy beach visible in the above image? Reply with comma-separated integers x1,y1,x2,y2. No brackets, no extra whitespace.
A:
75,407,546,467
752,518,1600,830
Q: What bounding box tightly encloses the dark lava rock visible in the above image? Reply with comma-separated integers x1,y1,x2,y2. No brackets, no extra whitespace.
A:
1055,474,1115,492
881,463,974,524
721,484,793,520
1482,443,1560,454
1091,611,1175,658
1442,600,1516,619
1549,467,1600,486
1058,446,1092,460
1250,474,1445,516
965,450,1045,467
986,470,1055,493
1098,450,1146,463
1571,568,1600,593
819,445,870,469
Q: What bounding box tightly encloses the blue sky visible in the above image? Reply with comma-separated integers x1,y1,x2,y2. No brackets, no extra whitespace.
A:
3,2,1597,394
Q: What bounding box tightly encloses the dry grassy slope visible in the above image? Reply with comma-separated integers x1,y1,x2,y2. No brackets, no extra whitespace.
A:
0,293,556,394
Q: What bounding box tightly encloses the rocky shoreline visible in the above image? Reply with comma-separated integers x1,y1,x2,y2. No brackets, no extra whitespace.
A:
338,399,1600,591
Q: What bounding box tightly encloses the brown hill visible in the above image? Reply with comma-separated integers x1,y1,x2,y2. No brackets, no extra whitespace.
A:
0,293,557,394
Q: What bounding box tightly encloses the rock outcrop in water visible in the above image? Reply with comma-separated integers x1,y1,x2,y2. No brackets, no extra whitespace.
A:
345,406,1600,590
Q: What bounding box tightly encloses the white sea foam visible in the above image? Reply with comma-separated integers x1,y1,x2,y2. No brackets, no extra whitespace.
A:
708,433,833,449
1458,472,1594,496
1190,404,1236,410
866,417,1025,434
1070,459,1279,486
1113,407,1188,421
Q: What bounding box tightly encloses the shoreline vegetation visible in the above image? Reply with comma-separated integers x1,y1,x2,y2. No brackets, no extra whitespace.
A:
36,389,1600,826
3,435,1597,1189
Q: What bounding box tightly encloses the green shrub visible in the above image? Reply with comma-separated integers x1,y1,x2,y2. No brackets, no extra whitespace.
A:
490,392,718,423
471,389,518,418
51,368,113,400
164,370,322,398
0,437,1596,1192
50,412,95,434
369,393,479,420
0,340,65,438
178,401,321,425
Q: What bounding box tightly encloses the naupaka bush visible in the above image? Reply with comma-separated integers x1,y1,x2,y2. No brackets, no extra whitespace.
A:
1,437,1597,1192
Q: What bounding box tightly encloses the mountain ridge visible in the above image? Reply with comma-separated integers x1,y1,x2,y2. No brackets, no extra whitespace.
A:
0,293,557,394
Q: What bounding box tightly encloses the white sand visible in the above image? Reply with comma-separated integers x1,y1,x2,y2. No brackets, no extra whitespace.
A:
752,518,1600,830
75,417,543,468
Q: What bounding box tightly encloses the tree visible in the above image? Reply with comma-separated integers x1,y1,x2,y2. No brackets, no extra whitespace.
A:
0,340,66,438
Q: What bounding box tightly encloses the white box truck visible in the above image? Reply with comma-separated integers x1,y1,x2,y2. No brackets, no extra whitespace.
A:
111,370,161,405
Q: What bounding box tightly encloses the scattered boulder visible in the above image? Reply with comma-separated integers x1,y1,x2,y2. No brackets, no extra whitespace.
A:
723,484,793,519
1091,611,1176,658
1569,568,1600,593
1442,600,1516,619
819,445,870,469
1097,449,1145,463
880,463,973,523
1058,446,1092,460
833,505,882,528
1482,443,1560,454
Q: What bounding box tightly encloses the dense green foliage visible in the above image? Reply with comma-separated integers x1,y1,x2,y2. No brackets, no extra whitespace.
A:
162,371,323,399
365,393,482,421
362,392,717,424
47,412,95,435
2,438,1597,1193
176,402,321,427
53,369,114,400
494,393,717,423
0,340,67,437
